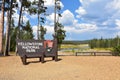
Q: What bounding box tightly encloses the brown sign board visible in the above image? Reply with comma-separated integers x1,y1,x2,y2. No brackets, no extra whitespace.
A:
16,40,44,54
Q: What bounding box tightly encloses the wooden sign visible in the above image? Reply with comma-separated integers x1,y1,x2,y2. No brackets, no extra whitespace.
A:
17,40,44,54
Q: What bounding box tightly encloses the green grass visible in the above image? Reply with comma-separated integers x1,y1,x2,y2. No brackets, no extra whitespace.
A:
60,44,112,52
93,48,113,51
61,44,89,49
60,44,90,52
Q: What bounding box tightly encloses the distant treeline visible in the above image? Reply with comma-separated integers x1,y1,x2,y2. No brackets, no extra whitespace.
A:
89,36,120,48
62,36,120,49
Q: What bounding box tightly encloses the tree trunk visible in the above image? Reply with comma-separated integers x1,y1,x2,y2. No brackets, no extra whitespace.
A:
4,0,13,56
0,15,3,54
17,0,23,39
15,0,23,54
54,0,57,33
4,11,10,56
37,13,40,40
0,0,5,54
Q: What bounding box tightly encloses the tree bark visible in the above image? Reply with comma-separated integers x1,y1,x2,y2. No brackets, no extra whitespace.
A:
15,0,23,54
54,0,57,33
0,0,5,54
4,0,13,56
0,15,3,54
4,11,10,56
17,0,23,39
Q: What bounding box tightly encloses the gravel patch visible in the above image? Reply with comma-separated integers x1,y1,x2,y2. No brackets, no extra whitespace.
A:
0,55,120,80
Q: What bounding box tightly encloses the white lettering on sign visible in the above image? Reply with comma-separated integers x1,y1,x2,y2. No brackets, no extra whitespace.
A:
26,49,36,52
18,42,43,46
22,46,40,49
18,41,43,53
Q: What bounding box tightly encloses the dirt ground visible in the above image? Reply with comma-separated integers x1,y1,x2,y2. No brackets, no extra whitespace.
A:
0,54,120,80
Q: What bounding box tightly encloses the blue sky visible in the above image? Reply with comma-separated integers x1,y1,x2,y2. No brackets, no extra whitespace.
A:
43,0,120,40
59,0,120,40
1,0,120,40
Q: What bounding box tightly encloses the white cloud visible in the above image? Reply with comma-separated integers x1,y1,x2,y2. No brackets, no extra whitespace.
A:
23,15,29,23
46,13,54,24
44,0,54,7
12,12,29,26
32,25,53,39
65,32,74,40
46,9,75,26
12,13,20,26
76,0,120,30
76,23,98,32
44,0,64,15
106,0,120,10
32,25,37,39
44,25,54,33
59,9,98,34
28,0,35,2
27,0,64,9
64,23,97,34
77,0,114,23
60,10,75,25
46,9,98,36
75,7,87,18
44,0,64,8
115,19,120,29
32,25,37,34
32,25,54,39
80,0,98,7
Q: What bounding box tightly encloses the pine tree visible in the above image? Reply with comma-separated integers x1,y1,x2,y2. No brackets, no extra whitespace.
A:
56,22,66,50
17,0,31,39
10,19,17,51
28,0,47,40
21,21,34,40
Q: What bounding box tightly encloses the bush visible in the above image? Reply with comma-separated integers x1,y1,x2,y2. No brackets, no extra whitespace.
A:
112,45,120,56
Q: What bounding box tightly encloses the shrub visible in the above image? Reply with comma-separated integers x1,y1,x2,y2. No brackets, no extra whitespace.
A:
112,45,120,56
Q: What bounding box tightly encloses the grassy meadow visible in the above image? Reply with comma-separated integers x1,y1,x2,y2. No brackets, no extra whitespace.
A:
60,43,112,53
